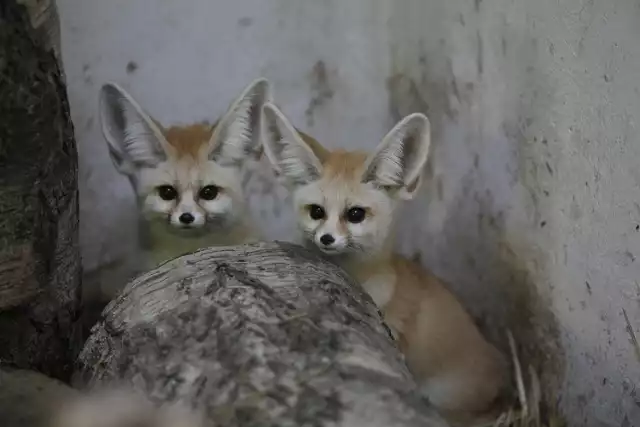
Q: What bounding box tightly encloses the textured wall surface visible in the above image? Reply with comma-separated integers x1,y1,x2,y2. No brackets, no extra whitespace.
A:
387,1,640,425
58,0,639,425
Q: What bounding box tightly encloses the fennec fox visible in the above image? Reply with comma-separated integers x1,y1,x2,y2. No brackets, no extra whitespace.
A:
50,388,203,427
99,79,271,269
261,103,508,424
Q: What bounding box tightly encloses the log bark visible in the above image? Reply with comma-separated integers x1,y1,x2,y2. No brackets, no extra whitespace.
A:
0,0,81,380
76,242,449,427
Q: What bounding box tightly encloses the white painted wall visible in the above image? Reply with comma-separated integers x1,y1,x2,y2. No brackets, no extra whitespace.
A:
58,0,391,276
58,0,639,425
386,1,640,425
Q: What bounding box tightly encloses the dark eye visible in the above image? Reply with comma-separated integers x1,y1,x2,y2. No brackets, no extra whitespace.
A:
346,207,366,223
308,204,325,220
199,185,219,201
157,185,178,201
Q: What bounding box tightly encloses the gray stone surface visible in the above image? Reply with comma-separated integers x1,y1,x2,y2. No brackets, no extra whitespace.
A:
0,367,76,427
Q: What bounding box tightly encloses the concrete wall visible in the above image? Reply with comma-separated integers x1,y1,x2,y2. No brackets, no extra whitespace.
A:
57,0,639,425
387,1,640,425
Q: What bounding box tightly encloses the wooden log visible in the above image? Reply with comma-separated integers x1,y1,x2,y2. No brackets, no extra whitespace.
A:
75,242,449,427
0,0,81,380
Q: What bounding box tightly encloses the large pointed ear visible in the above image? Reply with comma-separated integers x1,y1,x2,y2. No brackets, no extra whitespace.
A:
362,113,431,200
261,103,324,186
208,78,272,167
99,83,171,175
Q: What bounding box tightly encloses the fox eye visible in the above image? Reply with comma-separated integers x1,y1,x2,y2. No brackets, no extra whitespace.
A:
346,206,366,223
308,204,326,220
199,185,219,201
157,185,178,201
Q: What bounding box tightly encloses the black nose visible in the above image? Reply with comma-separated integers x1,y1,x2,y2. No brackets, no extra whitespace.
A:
179,213,195,224
320,234,335,246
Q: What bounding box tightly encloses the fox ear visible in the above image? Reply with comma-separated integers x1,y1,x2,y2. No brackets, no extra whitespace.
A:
261,103,324,186
208,78,272,167
99,83,170,175
362,113,431,200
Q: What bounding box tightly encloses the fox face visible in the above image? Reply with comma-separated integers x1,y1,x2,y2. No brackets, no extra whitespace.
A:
99,79,271,235
261,103,431,257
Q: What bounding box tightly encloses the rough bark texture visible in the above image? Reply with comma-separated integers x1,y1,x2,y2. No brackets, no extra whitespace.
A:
0,0,81,380
77,242,448,427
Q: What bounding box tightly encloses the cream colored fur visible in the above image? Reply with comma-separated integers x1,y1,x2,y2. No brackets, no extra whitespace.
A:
50,387,203,427
261,103,509,425
99,79,270,270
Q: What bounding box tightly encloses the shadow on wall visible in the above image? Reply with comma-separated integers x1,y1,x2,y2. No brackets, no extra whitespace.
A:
386,23,566,411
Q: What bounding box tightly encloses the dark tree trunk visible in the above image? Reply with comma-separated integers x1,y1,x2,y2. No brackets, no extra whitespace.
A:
0,0,81,380
76,242,449,427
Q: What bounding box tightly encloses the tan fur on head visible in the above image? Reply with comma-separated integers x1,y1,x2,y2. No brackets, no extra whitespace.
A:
98,79,270,268
50,388,204,427
261,102,430,257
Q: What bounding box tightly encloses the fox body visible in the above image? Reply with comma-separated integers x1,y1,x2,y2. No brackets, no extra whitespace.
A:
261,103,508,424
99,79,270,269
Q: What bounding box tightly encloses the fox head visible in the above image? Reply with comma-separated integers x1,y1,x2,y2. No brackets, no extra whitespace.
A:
261,103,431,257
99,78,271,234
